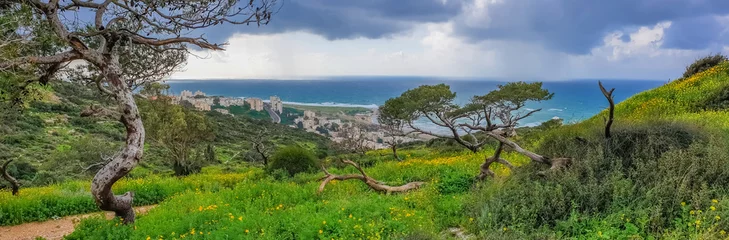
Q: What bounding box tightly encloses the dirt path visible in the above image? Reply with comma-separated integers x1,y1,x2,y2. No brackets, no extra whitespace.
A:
0,205,157,240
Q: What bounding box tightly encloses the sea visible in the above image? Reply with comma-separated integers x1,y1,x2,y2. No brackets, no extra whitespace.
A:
166,77,665,127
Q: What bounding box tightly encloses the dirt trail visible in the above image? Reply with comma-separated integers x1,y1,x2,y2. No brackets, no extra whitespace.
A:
0,205,156,240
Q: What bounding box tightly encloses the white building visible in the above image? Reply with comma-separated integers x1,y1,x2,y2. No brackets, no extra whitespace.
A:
304,110,316,119
270,96,283,113
246,98,264,111
180,90,193,98
194,90,206,97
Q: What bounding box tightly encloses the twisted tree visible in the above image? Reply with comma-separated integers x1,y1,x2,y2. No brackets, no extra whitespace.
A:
383,82,569,180
0,159,20,195
1,0,276,224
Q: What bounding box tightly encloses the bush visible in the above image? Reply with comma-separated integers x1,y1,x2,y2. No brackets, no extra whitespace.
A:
683,54,728,79
470,121,729,238
267,146,319,177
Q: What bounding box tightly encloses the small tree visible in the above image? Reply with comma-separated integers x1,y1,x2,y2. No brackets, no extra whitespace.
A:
139,95,215,176
334,124,372,155
248,127,273,166
378,103,410,160
384,82,569,180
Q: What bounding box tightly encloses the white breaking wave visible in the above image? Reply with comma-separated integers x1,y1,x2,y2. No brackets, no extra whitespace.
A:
548,108,564,112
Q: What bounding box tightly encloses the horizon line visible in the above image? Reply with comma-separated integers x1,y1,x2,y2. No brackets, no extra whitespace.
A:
167,76,667,82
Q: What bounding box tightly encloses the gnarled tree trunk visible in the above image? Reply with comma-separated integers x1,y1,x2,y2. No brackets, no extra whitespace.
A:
391,145,401,161
477,142,514,180
90,64,144,224
1,159,20,196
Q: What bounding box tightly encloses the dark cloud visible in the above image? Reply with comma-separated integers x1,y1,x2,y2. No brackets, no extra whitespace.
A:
201,0,462,43
453,0,729,54
200,0,729,54
662,16,729,50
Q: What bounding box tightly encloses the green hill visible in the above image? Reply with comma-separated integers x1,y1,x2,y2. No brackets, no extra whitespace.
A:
2,61,729,239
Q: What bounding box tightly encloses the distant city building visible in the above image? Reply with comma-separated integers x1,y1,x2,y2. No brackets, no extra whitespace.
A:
194,90,206,97
180,90,193,98
246,97,264,111
219,97,246,107
304,110,316,118
214,108,231,115
193,102,211,111
270,96,283,113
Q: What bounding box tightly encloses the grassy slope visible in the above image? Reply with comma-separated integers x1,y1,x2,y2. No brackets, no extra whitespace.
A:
7,64,729,238
583,62,729,131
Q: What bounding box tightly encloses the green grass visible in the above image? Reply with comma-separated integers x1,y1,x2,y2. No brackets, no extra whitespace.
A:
0,167,263,226
61,148,529,239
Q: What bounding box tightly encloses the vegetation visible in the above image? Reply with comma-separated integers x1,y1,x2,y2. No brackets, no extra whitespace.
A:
2,7,729,237
682,54,728,79
267,146,320,177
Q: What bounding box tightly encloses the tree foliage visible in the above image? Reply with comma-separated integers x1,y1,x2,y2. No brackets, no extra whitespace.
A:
139,96,215,176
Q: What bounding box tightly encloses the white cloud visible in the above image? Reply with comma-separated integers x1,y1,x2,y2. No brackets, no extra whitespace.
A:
172,20,717,81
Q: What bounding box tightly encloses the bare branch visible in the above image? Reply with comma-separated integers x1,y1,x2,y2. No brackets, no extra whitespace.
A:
599,81,615,139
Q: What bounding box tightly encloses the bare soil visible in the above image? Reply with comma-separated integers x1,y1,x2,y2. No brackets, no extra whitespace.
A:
0,205,156,240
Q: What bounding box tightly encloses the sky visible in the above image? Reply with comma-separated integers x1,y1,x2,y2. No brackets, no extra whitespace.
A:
170,0,729,81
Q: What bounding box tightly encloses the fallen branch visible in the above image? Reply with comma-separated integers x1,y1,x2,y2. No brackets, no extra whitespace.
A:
318,160,425,194
1,159,21,196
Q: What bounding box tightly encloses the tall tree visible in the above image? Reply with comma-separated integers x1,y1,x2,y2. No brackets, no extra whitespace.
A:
0,0,276,223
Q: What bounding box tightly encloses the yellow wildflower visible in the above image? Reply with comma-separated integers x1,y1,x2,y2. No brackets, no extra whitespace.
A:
319,229,323,234
716,216,721,220
322,220,327,225
681,202,686,206
690,210,695,215
713,199,719,203
721,230,726,235
245,229,249,233
711,206,716,211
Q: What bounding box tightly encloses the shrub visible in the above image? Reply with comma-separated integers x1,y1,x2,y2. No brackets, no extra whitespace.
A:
267,146,319,177
470,121,729,238
683,54,728,79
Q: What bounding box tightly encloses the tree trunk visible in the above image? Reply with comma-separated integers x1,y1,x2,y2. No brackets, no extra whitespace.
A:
391,145,401,161
1,160,20,196
477,142,513,180
90,65,144,224
485,132,570,173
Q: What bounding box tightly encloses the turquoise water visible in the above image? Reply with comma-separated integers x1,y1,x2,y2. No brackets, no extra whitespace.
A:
167,77,664,126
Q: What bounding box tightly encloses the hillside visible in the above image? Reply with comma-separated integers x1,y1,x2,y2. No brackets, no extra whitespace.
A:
2,61,729,240
0,81,332,189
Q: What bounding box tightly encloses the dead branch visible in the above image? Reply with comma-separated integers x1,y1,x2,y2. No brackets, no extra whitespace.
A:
485,132,571,173
318,160,425,194
1,159,21,196
599,81,615,139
